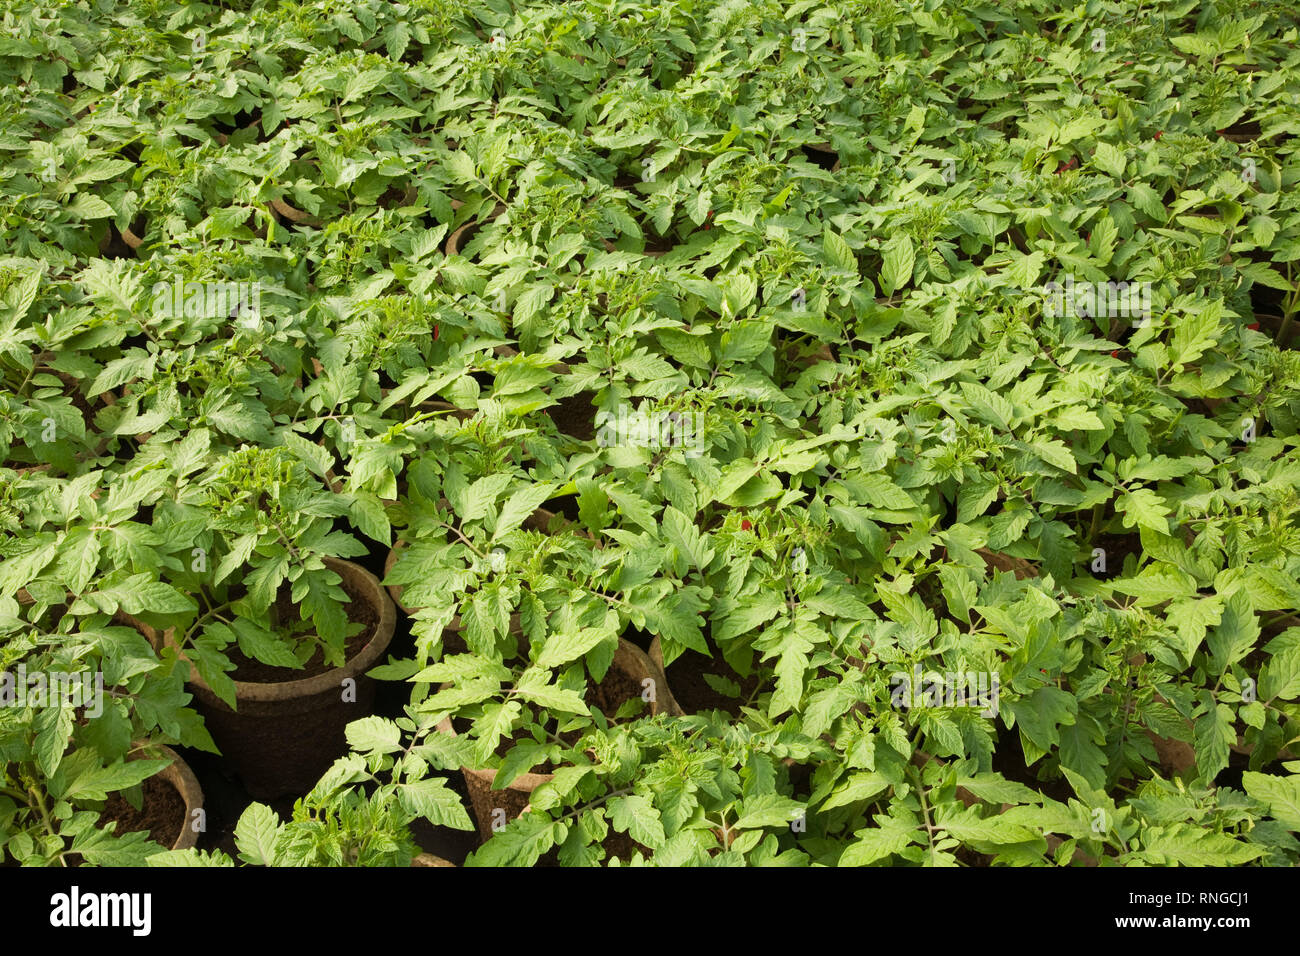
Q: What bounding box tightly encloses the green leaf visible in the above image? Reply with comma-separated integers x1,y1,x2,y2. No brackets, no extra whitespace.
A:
610,794,666,848
661,506,714,570
1115,488,1170,533
880,235,915,295
131,582,198,615
234,803,282,866
605,484,658,534
840,816,919,865
514,669,590,715
88,352,156,397
147,848,236,867
822,228,856,271
465,815,555,867
1109,566,1196,605
1138,825,1265,866
821,773,890,811
228,619,301,670
1207,590,1260,675
458,473,513,523
1092,142,1126,178
1242,773,1300,831
67,194,115,219
493,482,556,540
65,759,170,801
398,779,475,830
535,627,609,669
1193,701,1235,781
1262,647,1300,702
345,716,402,754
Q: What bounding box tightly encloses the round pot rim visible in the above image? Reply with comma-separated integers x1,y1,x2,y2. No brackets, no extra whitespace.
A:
445,202,507,256
644,637,700,718
130,740,204,851
173,557,396,703
435,713,555,791
411,851,457,866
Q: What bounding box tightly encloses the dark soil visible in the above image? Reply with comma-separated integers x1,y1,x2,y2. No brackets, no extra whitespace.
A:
664,649,763,715
1219,120,1260,142
1085,531,1144,579
543,494,581,522
98,774,186,849
1251,282,1285,317
642,233,677,254
622,624,655,653
586,663,645,719
548,392,597,440
98,222,137,259
800,144,839,171
225,575,377,683
989,725,1073,804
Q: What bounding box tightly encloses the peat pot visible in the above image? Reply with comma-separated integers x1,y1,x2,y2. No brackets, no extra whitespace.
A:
172,558,396,800
439,638,678,842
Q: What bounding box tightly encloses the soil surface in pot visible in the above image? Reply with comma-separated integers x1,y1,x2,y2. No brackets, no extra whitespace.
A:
548,393,597,440
663,649,762,716
1084,531,1144,579
586,663,646,718
225,575,378,683
98,774,186,847
989,725,1073,804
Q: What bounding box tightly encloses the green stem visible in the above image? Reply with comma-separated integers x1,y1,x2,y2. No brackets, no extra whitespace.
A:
182,600,236,644
1275,310,1295,349
909,765,941,866
1087,503,1104,546
28,785,64,863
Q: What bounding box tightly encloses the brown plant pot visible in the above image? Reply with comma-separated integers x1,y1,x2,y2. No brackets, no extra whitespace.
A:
169,558,396,800
140,743,205,851
270,196,322,227
647,637,727,717
93,743,204,856
1145,728,1196,775
440,638,678,842
411,852,456,867
976,548,1038,580
445,203,506,256
120,222,145,250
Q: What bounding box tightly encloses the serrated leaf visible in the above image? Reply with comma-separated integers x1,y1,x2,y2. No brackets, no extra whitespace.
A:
610,794,666,848
234,803,282,866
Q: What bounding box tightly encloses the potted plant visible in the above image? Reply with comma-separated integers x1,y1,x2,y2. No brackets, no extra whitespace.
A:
426,636,677,842
147,737,473,867
0,598,207,864
147,444,396,799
